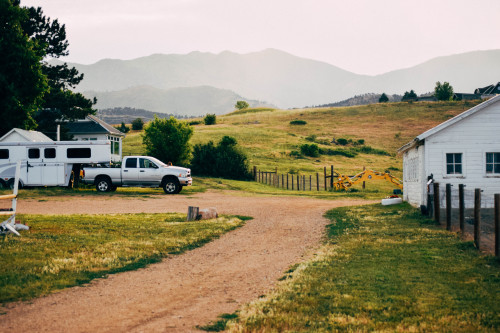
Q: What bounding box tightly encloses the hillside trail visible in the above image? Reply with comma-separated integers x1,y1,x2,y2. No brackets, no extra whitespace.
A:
1,191,376,332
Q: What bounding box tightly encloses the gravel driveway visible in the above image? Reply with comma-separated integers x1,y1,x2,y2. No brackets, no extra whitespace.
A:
1,191,375,332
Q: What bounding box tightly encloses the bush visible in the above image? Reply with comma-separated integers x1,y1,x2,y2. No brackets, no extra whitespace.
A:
115,122,130,133
190,136,252,180
131,118,144,130
336,138,348,146
188,120,202,125
305,134,316,142
318,148,357,158
300,143,319,157
290,120,307,125
351,145,391,156
235,101,249,110
142,116,193,165
204,113,216,125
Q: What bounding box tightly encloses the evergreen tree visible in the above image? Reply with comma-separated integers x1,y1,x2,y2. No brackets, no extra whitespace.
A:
378,93,389,103
0,0,48,136
402,90,417,102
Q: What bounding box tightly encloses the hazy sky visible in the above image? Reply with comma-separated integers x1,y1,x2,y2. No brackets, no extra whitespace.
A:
22,0,500,75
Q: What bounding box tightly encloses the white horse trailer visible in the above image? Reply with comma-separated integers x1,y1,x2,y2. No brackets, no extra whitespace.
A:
0,140,112,188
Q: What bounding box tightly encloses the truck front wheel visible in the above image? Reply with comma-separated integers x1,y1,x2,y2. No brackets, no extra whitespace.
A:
163,178,180,194
96,177,112,192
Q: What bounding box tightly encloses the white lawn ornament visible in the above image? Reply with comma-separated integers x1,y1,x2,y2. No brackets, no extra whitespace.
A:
0,161,29,236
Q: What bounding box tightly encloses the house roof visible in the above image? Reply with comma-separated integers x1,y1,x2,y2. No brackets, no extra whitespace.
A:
398,94,500,154
65,115,125,137
0,128,53,142
474,82,500,95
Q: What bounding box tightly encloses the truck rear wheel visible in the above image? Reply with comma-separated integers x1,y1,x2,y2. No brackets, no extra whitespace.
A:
96,177,112,192
163,178,180,194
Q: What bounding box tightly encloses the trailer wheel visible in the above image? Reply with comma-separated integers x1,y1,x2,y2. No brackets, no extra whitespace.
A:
162,178,180,194
0,180,6,189
7,179,22,190
95,177,112,192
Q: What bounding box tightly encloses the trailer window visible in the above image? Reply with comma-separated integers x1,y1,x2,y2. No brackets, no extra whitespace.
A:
44,148,56,158
0,149,8,159
67,148,91,158
28,148,40,159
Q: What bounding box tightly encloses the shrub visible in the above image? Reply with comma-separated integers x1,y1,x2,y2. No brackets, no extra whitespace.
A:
300,143,319,157
336,138,348,146
305,134,316,142
188,120,202,125
204,113,216,125
115,122,130,133
351,146,391,156
318,148,357,158
142,116,193,165
235,101,249,110
290,120,307,125
190,136,252,180
131,118,144,130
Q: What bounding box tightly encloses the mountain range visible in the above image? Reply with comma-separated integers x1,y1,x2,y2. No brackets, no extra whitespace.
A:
59,49,500,115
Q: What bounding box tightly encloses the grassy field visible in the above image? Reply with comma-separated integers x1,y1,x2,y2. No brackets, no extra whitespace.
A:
0,213,247,303
226,203,500,332
124,101,481,184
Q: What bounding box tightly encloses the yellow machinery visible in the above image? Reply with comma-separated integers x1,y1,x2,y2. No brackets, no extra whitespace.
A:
333,169,403,191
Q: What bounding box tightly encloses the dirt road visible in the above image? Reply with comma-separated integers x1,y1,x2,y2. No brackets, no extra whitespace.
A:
1,191,375,332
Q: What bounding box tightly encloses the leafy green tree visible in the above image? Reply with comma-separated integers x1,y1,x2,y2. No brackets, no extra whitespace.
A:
0,0,48,136
131,118,144,130
434,81,454,101
402,90,417,102
378,93,389,103
191,136,252,180
235,100,249,110
142,116,193,165
204,113,216,125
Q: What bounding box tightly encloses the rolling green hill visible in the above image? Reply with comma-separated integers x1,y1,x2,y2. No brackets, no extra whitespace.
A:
123,100,482,188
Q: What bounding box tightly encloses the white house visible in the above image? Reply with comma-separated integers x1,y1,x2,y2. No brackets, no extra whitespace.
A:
65,115,125,162
0,128,52,143
398,94,500,208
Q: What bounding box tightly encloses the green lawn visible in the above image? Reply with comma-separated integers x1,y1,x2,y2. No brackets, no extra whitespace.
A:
228,203,500,332
0,213,247,303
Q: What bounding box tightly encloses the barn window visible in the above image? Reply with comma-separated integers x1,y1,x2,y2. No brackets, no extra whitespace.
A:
44,148,56,158
446,153,462,174
486,152,500,174
28,148,40,159
0,149,9,159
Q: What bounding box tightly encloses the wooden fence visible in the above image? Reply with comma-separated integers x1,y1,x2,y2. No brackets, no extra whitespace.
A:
431,182,500,256
253,166,341,191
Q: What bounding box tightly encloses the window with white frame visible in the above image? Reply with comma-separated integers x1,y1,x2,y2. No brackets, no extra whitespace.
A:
446,153,462,175
486,152,500,174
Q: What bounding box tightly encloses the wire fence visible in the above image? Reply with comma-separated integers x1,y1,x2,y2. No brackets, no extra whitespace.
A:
430,182,500,256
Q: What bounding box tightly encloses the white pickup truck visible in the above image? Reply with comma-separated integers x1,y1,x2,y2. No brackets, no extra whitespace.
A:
82,156,192,194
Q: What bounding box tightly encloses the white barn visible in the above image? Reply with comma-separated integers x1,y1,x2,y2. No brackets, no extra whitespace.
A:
398,95,500,207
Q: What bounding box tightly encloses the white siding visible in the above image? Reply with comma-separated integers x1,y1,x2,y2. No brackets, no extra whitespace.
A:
403,145,425,206
424,101,500,206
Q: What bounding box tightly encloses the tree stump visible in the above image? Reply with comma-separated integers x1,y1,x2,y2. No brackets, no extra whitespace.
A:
187,206,199,221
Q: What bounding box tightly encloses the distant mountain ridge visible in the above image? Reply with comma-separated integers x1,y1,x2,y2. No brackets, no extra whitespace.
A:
60,49,500,113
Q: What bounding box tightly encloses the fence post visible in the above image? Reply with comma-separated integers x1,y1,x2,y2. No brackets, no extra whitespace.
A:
324,167,327,191
446,184,452,231
459,184,465,238
287,174,289,190
309,175,312,191
303,175,305,191
297,174,300,191
282,174,284,189
291,174,294,190
330,165,334,189
495,193,500,257
433,182,440,224
253,166,257,180
474,188,481,250
316,173,319,191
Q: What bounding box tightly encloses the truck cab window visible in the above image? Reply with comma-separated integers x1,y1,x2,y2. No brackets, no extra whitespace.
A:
140,158,158,169
125,158,137,168
28,148,40,159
